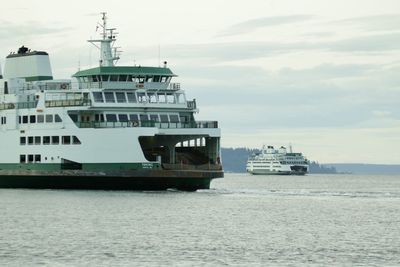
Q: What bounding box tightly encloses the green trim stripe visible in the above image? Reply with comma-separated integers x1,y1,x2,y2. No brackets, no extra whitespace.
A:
25,76,53,81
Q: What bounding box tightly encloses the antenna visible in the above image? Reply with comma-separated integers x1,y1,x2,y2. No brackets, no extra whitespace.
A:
87,12,121,67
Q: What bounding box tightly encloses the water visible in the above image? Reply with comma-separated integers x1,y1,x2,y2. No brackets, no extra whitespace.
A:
1,174,400,266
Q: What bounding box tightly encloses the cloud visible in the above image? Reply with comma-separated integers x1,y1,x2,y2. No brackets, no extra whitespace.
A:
0,20,71,39
333,14,400,32
218,15,315,37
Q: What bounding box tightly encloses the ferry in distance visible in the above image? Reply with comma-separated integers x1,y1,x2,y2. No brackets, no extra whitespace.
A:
246,145,309,175
0,13,223,191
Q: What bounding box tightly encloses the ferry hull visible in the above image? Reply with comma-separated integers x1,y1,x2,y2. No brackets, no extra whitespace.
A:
0,170,223,191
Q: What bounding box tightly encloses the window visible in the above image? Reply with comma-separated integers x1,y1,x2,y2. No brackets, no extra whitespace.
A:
101,75,109,82
72,136,81,145
28,154,34,163
62,136,71,145
161,76,167,83
55,114,62,123
19,116,21,124
106,114,117,122
20,155,26,163
116,92,126,103
167,94,175,103
52,136,59,145
140,114,149,122
119,75,127,82
37,115,44,123
160,114,169,122
158,94,167,103
148,93,157,103
69,114,78,122
153,76,160,82
118,114,128,122
34,136,41,145
29,115,36,123
110,75,118,82
177,94,185,103
28,136,34,145
104,92,115,103
43,136,50,145
46,114,53,123
129,114,139,122
93,92,104,103
169,115,179,123
150,114,159,122
20,137,26,145
92,75,99,82
23,116,28,124
137,93,147,103
35,155,41,163
126,93,137,103
146,76,153,82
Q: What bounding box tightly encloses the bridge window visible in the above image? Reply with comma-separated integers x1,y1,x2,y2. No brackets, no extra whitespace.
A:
110,75,118,82
104,92,115,103
146,76,153,82
169,115,179,123
116,92,126,103
101,75,109,82
126,92,137,103
93,92,104,102
161,76,167,83
106,114,117,122
148,93,157,103
129,114,139,122
118,114,128,122
158,94,166,103
160,114,169,122
150,114,159,122
153,76,160,82
119,75,128,82
167,94,175,103
140,114,149,122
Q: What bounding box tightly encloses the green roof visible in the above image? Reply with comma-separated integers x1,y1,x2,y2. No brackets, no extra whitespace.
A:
72,66,176,77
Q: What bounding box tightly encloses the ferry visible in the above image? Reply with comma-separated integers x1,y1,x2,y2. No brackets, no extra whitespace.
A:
246,145,308,175
0,13,223,191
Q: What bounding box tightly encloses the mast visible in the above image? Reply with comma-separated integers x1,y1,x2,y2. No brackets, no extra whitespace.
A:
88,12,120,67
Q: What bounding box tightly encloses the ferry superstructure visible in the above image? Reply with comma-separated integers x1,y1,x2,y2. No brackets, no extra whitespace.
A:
0,13,223,191
246,145,308,175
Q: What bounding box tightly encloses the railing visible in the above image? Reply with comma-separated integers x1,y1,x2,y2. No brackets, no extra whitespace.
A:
78,81,180,91
45,99,91,107
75,120,218,129
162,163,222,171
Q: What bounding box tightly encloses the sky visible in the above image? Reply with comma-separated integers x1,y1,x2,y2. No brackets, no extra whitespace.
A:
1,0,400,164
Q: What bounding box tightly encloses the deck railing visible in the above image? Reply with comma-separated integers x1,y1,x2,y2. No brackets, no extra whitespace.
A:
45,99,91,107
75,120,218,129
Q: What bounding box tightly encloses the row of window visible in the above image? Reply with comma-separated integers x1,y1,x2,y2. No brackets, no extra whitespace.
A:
92,92,185,104
79,75,171,83
18,114,62,124
20,135,81,145
20,154,41,163
70,113,181,123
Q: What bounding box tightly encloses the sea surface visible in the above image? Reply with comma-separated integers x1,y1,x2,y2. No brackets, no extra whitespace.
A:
1,173,400,266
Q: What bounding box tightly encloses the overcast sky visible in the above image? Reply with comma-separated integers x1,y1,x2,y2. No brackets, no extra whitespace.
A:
1,0,400,163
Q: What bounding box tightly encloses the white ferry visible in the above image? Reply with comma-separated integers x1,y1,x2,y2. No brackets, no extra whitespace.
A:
246,145,308,175
0,13,223,191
